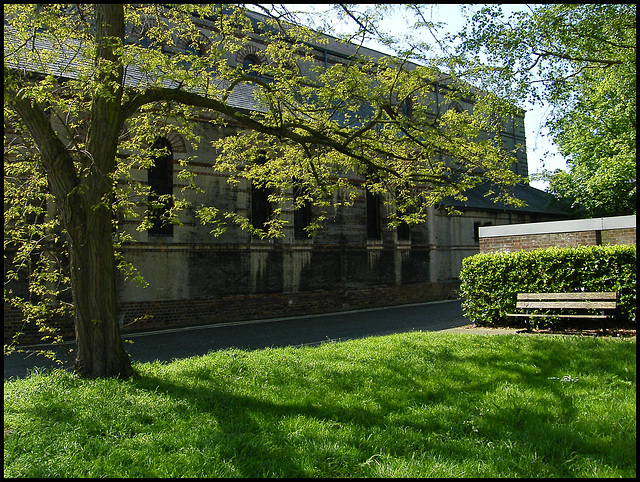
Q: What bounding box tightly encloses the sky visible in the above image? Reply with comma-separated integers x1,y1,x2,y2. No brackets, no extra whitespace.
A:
281,3,567,191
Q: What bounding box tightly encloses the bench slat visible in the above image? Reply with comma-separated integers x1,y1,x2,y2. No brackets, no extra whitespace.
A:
506,313,609,319
517,292,616,301
516,301,617,310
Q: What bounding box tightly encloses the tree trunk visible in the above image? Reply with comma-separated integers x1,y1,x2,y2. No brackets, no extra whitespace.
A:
8,4,133,378
66,4,132,378
66,188,133,378
65,5,132,378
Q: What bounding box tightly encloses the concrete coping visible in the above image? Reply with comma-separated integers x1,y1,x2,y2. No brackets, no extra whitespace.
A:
479,215,636,238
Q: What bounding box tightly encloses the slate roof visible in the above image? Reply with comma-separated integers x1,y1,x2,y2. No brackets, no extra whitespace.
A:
243,9,392,64
4,25,268,114
438,181,569,217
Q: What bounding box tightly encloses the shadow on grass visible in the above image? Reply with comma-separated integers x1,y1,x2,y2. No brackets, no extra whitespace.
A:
131,369,387,477
5,334,635,477
125,335,635,477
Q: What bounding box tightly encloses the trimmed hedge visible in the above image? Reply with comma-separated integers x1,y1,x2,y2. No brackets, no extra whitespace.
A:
459,245,636,328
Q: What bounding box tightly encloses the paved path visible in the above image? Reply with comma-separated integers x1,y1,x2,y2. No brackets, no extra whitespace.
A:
4,299,518,380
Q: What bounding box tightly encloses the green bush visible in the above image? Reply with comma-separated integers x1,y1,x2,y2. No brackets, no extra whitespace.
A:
459,245,636,328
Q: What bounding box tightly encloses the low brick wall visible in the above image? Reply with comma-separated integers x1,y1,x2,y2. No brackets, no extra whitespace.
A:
4,307,75,346
118,281,459,333
601,227,636,246
479,215,636,254
5,281,460,345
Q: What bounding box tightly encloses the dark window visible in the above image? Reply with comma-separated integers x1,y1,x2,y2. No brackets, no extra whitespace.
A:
251,184,271,231
242,55,260,77
293,184,312,239
251,151,270,232
148,137,173,237
366,190,382,240
397,219,410,241
400,97,413,118
395,188,411,241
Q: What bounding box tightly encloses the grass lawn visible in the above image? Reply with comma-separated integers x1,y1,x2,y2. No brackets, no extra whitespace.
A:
4,332,636,477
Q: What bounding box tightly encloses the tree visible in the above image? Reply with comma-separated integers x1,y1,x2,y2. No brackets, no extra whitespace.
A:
4,4,523,378
451,4,636,217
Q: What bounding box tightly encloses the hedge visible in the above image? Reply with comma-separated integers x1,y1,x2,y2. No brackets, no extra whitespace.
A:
459,245,636,328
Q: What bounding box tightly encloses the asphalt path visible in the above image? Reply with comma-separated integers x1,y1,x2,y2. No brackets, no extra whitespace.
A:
4,299,469,380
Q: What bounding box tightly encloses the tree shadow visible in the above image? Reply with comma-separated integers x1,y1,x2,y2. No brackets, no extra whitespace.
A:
9,334,634,477
131,369,388,477
127,336,635,477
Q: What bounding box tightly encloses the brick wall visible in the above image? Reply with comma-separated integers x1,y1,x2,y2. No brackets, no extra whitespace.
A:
6,281,460,345
118,281,460,333
4,307,75,345
601,227,636,246
479,230,599,253
479,215,636,254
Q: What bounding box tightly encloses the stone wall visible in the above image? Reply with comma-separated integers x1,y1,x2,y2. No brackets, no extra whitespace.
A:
479,215,636,254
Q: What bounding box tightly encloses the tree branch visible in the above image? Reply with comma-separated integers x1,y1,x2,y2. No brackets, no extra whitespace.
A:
531,48,623,67
6,71,79,201
120,85,401,177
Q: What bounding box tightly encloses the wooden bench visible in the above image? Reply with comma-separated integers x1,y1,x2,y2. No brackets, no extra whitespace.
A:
506,292,617,332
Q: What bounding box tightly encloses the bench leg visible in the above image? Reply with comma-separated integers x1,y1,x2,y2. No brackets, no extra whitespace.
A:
516,319,532,334
600,310,607,335
525,311,532,333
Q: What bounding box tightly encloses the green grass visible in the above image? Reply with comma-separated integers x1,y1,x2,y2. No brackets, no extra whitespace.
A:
4,332,636,477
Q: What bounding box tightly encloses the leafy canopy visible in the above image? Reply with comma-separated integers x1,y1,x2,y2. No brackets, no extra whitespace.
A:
451,4,636,217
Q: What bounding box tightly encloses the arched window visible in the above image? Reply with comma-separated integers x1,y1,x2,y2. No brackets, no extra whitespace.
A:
395,187,413,241
242,55,261,77
251,185,271,232
148,137,173,237
251,151,271,233
400,97,413,119
366,190,382,240
365,171,382,240
293,184,312,239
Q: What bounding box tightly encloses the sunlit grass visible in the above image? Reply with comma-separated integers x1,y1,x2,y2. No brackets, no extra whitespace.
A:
4,332,636,477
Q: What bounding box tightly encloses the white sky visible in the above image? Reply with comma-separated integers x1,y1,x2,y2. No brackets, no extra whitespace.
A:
280,3,567,190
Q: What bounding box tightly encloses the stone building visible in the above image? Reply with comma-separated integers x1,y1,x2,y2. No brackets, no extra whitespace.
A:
4,8,568,341
112,11,568,334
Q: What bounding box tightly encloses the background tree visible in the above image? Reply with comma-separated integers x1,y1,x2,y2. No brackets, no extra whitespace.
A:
450,4,636,217
4,4,523,378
